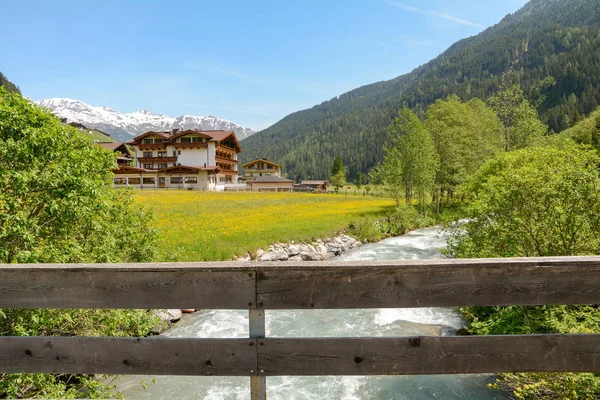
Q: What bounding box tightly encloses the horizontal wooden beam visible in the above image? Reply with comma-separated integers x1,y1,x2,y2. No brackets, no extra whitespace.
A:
0,263,256,309
1,256,600,309
258,335,600,376
256,257,600,308
3,334,600,377
0,337,257,376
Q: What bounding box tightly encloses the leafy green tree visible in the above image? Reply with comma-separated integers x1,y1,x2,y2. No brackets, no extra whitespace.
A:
447,142,600,399
488,84,547,152
355,172,363,190
0,88,156,263
447,143,600,258
0,88,159,398
425,96,503,213
330,156,346,192
385,109,438,211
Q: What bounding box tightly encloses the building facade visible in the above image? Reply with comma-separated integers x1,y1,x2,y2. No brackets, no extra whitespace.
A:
112,129,241,190
246,175,295,192
241,158,282,179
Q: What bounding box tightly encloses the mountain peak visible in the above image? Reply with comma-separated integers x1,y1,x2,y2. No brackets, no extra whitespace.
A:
34,98,256,142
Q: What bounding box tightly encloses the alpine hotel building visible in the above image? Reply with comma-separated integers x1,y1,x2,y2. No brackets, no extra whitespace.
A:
113,129,241,190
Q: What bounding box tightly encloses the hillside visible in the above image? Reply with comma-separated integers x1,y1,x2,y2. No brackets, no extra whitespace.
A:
559,105,600,150
0,72,20,94
240,0,600,182
67,122,116,143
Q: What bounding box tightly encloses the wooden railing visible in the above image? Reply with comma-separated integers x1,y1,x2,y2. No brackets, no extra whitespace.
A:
2,257,600,399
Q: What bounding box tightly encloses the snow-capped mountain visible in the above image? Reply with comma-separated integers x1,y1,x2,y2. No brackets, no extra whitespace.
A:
35,98,256,142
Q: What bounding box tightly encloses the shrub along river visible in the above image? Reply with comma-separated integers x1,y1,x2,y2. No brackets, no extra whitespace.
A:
117,226,508,399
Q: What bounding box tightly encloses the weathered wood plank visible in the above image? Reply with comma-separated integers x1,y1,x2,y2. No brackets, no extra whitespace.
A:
0,337,257,376
258,335,600,376
0,263,256,309
255,257,600,308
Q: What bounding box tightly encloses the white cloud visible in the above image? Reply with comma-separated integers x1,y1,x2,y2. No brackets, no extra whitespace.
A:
383,0,485,28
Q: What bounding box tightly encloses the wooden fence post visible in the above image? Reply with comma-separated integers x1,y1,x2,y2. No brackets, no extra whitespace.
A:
250,308,266,399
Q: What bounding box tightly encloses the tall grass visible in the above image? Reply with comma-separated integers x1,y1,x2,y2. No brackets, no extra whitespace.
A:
135,191,394,261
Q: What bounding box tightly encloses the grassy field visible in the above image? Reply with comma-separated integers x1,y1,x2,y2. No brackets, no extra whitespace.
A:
135,191,395,261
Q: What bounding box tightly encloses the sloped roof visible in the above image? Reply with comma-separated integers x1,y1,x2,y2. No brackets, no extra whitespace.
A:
241,158,281,168
247,175,295,184
129,131,171,142
169,130,213,140
112,165,149,174
98,142,132,156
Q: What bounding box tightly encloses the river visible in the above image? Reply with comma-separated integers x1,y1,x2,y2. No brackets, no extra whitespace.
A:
117,226,508,399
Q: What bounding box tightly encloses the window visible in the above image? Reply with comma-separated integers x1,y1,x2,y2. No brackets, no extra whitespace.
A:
172,150,177,157
142,138,162,144
170,177,183,184
157,164,167,169
192,137,204,142
158,151,167,157
143,152,153,158
178,150,181,155
113,177,126,185
128,177,140,185
185,176,198,184
180,137,192,143
143,177,155,184
143,164,153,169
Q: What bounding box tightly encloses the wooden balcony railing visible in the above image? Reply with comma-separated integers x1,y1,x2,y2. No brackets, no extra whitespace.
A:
137,156,178,163
173,142,208,149
137,143,167,150
2,257,600,399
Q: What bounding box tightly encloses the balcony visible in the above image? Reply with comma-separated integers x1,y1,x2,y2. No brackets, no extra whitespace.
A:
219,169,238,174
216,156,238,164
138,156,178,163
174,142,208,149
137,143,167,150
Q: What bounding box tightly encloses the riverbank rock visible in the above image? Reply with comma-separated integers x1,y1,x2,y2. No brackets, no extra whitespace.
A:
249,233,361,263
287,245,300,256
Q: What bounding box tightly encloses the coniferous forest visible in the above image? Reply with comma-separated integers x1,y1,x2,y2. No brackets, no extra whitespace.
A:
240,0,600,182
0,72,20,95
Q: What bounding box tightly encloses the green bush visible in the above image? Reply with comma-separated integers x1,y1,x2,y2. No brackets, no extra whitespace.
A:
448,143,600,399
0,88,160,398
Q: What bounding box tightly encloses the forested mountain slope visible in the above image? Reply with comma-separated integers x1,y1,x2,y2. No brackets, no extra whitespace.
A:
0,72,20,94
240,0,600,181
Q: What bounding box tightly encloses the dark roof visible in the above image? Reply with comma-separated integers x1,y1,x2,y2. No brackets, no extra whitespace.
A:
98,142,132,156
301,180,328,185
130,131,172,141
247,175,295,184
241,158,281,168
129,129,241,152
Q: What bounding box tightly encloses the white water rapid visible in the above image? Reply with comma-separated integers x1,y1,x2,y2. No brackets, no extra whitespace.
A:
117,226,508,399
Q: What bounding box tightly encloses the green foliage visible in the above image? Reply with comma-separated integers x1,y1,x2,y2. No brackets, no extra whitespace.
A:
447,141,600,399
491,372,600,400
348,205,433,243
488,84,547,151
559,106,600,152
0,71,20,94
447,142,600,258
0,88,157,263
240,0,600,181
376,109,438,209
355,172,363,189
0,88,159,398
425,96,503,212
330,156,346,191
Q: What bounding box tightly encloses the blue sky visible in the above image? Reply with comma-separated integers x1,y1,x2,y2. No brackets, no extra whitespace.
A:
2,0,528,130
